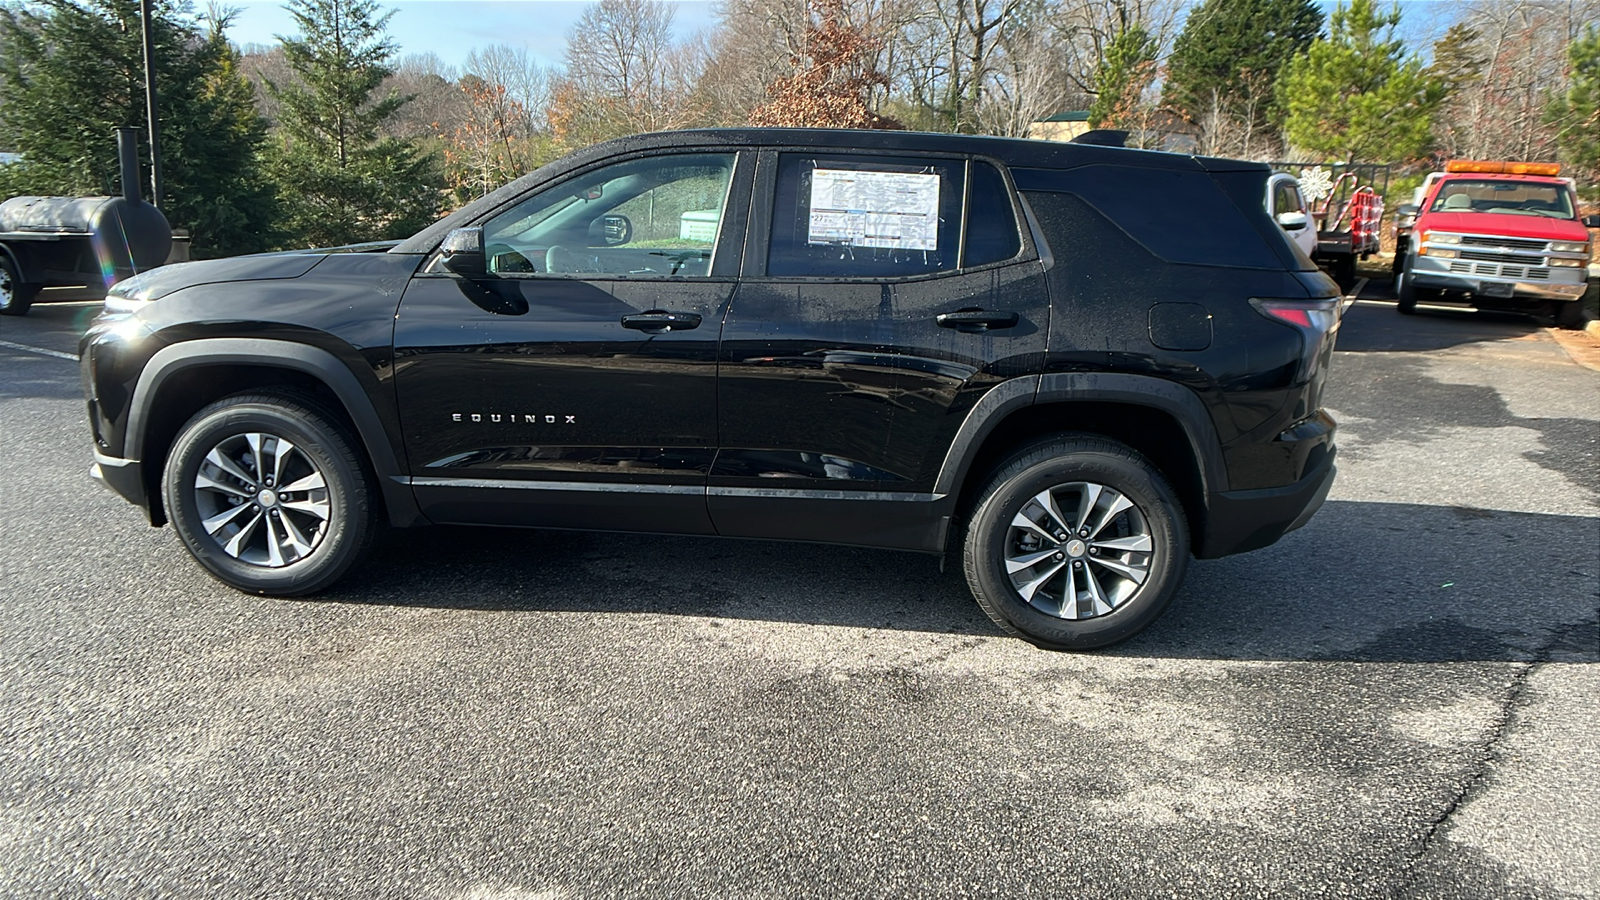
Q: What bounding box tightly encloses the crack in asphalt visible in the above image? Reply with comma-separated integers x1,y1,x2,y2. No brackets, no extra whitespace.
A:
1396,657,1540,893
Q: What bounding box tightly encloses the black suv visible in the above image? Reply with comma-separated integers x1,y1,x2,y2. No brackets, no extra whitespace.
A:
81,128,1339,650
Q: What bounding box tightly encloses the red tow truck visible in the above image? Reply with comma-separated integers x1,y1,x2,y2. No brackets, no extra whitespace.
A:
1392,160,1598,328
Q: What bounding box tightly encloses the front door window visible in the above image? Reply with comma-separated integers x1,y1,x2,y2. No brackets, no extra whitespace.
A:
482,153,737,279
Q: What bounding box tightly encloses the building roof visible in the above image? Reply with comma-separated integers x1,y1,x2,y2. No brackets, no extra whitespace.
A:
1037,111,1091,123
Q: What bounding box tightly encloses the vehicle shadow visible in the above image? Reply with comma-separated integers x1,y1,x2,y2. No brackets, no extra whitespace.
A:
1337,288,1546,354
326,498,1598,664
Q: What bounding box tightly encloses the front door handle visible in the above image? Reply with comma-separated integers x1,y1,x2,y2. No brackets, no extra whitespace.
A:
936,308,1020,333
621,310,703,333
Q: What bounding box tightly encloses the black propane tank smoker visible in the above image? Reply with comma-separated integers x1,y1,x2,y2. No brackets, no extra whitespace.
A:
0,127,172,316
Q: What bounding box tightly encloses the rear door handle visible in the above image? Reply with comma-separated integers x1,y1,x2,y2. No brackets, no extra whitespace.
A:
620,310,702,333
936,308,1020,333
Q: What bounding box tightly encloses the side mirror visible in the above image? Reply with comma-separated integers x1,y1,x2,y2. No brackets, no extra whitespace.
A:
590,214,632,246
1275,211,1309,231
1583,214,1600,229
440,227,486,278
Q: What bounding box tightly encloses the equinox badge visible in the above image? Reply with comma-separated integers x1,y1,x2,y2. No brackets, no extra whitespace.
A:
452,413,577,424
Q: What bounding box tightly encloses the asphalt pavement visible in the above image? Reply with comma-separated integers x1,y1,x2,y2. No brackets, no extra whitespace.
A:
1,294,1596,899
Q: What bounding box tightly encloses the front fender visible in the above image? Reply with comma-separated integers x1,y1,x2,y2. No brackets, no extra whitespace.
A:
125,338,423,527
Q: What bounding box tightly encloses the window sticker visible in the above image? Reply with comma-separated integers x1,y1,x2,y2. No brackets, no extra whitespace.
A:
807,168,941,250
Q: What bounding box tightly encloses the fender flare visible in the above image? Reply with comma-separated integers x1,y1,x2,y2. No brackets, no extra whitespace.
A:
128,338,423,527
932,372,1228,498
0,242,27,282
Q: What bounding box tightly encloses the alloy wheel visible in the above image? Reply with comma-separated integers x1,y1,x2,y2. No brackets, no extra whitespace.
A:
192,432,332,567
1004,481,1153,620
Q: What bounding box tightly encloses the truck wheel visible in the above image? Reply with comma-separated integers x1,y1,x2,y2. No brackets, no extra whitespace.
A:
1554,300,1587,330
962,436,1189,651
1395,266,1419,315
1332,255,1356,292
163,392,378,596
0,256,37,316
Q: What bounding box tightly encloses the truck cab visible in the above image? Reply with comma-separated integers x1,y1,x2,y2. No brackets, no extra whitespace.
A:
1393,160,1597,327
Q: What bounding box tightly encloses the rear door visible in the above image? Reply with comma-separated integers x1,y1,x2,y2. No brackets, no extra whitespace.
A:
393,150,751,533
709,150,1049,550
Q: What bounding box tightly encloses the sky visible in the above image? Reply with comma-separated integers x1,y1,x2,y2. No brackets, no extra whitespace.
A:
225,0,720,70
223,0,1459,74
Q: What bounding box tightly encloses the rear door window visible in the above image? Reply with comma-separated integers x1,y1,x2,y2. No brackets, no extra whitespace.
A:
767,154,962,278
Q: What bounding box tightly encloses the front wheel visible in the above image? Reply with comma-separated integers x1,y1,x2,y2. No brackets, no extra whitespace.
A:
1553,300,1587,330
962,437,1189,651
163,393,378,595
1395,265,1418,315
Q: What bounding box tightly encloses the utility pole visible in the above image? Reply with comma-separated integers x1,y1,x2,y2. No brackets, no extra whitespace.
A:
139,0,164,209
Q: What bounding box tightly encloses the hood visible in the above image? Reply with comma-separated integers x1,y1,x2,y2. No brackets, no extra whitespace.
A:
1417,211,1588,242
106,250,330,303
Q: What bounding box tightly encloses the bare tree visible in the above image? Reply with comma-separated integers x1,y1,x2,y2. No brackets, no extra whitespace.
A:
1437,0,1600,162
382,52,467,140
551,0,695,139
748,0,902,127
465,44,553,137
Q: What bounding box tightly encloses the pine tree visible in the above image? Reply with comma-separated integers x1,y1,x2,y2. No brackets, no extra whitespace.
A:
1088,25,1156,129
1164,0,1322,131
0,0,279,257
1546,25,1600,184
1278,0,1447,164
266,0,441,246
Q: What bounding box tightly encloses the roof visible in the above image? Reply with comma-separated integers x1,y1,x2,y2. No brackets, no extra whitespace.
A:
1036,111,1091,123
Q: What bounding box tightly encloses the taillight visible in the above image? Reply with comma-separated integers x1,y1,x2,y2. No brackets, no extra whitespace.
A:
1251,298,1339,331
1251,298,1340,382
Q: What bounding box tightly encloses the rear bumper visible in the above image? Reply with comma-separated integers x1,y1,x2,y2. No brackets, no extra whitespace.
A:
1197,449,1336,559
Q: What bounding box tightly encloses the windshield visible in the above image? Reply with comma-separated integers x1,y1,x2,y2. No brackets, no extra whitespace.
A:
1429,179,1576,218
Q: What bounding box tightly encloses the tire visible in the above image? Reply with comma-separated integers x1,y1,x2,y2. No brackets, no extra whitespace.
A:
0,255,37,316
1331,254,1356,292
1553,300,1587,330
1395,264,1418,315
962,436,1189,651
163,392,378,596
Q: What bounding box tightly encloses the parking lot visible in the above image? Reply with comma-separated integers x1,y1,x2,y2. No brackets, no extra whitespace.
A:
2,292,1596,898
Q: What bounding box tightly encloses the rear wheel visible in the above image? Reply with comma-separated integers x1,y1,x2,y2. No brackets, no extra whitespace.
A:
1331,254,1356,292
163,393,378,595
0,256,36,316
962,437,1189,651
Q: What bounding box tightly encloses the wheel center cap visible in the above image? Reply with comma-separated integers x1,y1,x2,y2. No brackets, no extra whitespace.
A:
257,489,278,507
1065,539,1087,558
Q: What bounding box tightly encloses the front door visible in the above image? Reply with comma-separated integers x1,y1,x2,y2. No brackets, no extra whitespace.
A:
394,151,750,534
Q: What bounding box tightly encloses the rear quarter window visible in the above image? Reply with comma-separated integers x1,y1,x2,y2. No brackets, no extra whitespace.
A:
1012,165,1282,269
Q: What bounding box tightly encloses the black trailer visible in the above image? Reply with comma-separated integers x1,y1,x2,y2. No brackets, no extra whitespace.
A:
0,129,171,316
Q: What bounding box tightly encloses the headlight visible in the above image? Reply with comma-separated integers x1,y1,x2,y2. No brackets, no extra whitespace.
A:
1422,232,1462,245
1549,258,1584,268
1551,241,1590,254
1428,249,1459,259
102,294,149,315
104,269,161,312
